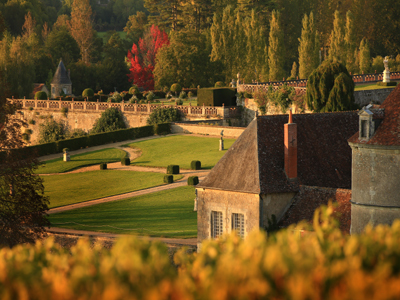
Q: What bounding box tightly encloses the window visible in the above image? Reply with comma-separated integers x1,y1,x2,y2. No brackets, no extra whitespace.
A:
361,120,368,138
211,211,223,238
232,213,245,238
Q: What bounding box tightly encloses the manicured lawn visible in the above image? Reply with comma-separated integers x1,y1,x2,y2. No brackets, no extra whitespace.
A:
43,170,181,208
152,98,197,106
126,135,236,169
37,148,126,174
48,186,197,238
354,83,397,91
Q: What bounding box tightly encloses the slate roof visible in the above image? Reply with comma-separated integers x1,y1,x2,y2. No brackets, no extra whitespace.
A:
279,186,352,233
198,111,358,194
51,60,72,85
348,84,400,146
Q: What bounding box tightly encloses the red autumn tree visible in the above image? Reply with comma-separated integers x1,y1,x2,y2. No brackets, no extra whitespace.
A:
127,25,169,90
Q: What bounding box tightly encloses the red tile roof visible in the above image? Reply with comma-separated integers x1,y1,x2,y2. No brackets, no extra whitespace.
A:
32,83,45,94
279,185,352,233
348,84,400,146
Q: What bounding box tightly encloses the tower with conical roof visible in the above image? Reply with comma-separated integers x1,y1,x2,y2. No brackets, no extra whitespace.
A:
51,59,72,98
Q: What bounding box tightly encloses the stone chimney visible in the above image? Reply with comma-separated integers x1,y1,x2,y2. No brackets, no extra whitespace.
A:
284,109,297,180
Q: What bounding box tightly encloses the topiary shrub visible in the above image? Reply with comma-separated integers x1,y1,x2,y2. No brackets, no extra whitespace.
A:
179,91,187,99
129,85,140,95
187,176,199,186
170,83,182,96
164,174,173,184
191,160,201,170
176,99,183,105
35,91,47,100
147,107,182,125
82,88,94,98
167,165,179,174
100,162,107,170
215,81,224,87
146,91,155,101
121,157,130,165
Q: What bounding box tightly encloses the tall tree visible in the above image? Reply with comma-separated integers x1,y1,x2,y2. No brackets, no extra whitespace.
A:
127,25,169,90
181,0,214,32
268,10,285,81
124,11,148,44
298,12,319,79
0,79,50,247
69,0,94,64
344,10,357,73
359,37,371,74
144,0,183,31
328,10,345,62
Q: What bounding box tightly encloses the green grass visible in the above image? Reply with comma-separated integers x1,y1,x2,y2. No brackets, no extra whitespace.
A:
43,170,182,208
126,135,236,169
354,83,397,91
153,98,198,106
48,186,197,238
36,148,126,174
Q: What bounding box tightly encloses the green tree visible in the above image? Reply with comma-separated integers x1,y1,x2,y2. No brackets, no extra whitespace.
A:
112,0,145,29
45,28,81,67
289,61,297,79
306,60,355,112
38,119,67,143
69,0,94,63
359,37,371,74
144,0,183,31
91,108,126,133
268,10,285,81
0,94,50,247
344,10,357,73
154,31,222,89
328,10,345,62
298,12,319,79
124,11,148,44
181,0,213,32
147,107,181,125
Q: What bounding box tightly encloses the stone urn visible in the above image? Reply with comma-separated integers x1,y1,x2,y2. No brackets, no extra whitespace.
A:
63,148,70,162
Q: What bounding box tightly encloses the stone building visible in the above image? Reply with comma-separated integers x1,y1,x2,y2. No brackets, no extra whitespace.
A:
51,59,72,98
348,85,400,234
196,111,358,249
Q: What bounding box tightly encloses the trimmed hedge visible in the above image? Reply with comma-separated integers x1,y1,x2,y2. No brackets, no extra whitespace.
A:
100,163,107,170
167,165,179,174
121,157,130,166
35,91,47,100
187,176,199,186
197,88,237,106
377,81,397,86
163,175,173,184
190,160,201,170
19,124,171,157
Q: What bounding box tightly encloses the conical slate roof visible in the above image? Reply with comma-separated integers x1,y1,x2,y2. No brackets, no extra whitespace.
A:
51,60,72,85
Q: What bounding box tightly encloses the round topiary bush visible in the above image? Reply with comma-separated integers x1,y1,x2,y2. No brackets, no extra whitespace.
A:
35,91,47,100
170,83,182,95
129,85,140,95
82,88,94,98
215,81,224,87
146,91,155,101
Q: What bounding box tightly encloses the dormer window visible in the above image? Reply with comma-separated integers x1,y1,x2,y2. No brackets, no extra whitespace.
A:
358,104,385,141
360,120,368,138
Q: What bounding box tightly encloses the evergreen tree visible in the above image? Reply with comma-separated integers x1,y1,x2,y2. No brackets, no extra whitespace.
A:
144,0,183,31
344,11,357,73
181,0,213,32
298,12,319,79
328,10,345,62
359,37,371,73
268,10,285,81
290,61,297,79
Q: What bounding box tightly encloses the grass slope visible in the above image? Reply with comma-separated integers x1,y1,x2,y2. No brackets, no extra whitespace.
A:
127,135,235,169
43,170,180,208
37,148,126,174
48,186,197,238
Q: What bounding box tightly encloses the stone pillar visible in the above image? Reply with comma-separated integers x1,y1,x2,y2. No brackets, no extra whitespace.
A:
219,137,224,151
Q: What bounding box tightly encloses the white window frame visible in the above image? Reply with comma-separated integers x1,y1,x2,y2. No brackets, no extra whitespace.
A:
211,211,223,238
232,213,245,238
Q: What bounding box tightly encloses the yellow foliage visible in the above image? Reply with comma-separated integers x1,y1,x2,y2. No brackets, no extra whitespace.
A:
2,205,400,299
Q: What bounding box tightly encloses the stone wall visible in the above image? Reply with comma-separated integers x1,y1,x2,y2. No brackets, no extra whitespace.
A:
196,188,260,250
261,192,296,227
171,123,245,138
354,88,394,107
349,143,400,234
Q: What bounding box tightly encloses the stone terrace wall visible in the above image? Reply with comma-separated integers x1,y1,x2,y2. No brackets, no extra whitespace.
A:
354,88,394,107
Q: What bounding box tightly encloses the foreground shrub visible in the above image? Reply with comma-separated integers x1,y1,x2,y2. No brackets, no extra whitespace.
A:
167,165,179,174
4,206,400,299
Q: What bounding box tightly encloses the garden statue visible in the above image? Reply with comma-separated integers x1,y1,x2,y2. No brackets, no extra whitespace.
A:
63,148,70,162
383,56,391,83
219,130,224,151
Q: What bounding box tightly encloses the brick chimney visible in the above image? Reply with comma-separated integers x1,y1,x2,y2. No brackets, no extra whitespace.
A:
284,109,297,179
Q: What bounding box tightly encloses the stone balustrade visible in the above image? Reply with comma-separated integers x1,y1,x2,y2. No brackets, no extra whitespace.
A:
11,98,241,119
